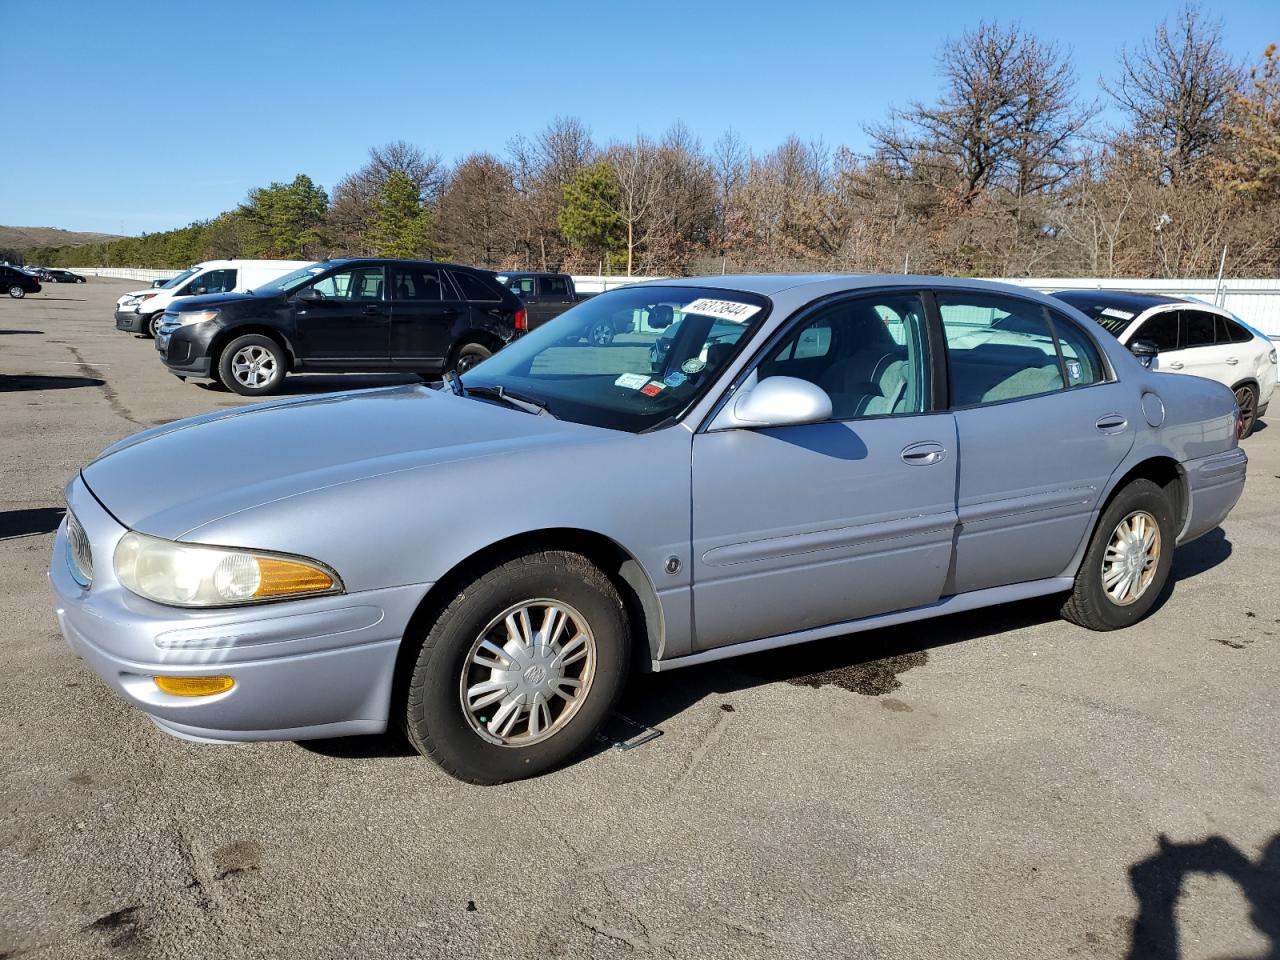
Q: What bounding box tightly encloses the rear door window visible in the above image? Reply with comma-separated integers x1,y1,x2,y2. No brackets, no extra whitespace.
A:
1048,312,1106,387
1183,310,1216,348
390,266,443,300
936,293,1065,406
540,276,569,297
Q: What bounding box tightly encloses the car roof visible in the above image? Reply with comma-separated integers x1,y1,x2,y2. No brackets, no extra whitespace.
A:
638,272,1064,301
323,257,486,271
1051,289,1184,313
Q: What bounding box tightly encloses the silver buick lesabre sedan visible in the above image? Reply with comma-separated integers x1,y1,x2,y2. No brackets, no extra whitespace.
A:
51,275,1247,783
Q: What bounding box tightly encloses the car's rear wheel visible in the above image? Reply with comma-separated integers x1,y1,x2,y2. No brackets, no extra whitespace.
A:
449,341,492,376
8,285,25,299
1234,383,1259,438
402,549,630,784
1061,478,1175,631
219,334,286,397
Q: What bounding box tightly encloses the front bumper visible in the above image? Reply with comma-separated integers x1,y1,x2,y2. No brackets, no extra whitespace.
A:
156,319,217,378
114,309,148,333
49,474,429,743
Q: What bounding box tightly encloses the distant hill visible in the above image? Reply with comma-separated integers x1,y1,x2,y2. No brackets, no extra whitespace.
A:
0,225,126,249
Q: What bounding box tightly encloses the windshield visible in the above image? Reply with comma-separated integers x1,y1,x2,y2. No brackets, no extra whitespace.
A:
253,263,330,295
461,285,770,432
159,267,199,290
1055,295,1138,337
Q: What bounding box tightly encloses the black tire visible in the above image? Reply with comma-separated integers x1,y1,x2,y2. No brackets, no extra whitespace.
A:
217,333,287,397
146,313,163,339
1061,478,1175,631
402,549,631,784
1234,383,1259,439
449,341,492,376
8,285,25,299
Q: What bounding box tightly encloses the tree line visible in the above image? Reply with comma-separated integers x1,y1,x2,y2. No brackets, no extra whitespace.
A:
28,8,1280,279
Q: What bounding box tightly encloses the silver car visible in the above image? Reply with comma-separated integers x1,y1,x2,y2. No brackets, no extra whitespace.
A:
50,276,1247,783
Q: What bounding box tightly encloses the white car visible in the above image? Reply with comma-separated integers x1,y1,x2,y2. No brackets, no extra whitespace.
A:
1054,290,1277,438
113,259,312,339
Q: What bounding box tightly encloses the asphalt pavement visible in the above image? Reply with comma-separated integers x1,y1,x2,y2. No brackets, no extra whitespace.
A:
1,280,1277,959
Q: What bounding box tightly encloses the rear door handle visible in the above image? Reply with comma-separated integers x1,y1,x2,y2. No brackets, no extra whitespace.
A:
1166,361,1184,369
1096,414,1128,434
363,304,383,316
901,442,946,466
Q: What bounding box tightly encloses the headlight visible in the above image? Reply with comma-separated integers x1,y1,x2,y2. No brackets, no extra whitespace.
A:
114,531,342,607
172,309,219,327
1269,347,1276,365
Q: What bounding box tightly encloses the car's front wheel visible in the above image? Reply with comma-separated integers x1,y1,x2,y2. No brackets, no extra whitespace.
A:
402,549,630,783
1061,478,1175,630
146,313,163,339
8,285,25,299
218,334,286,397
1234,383,1259,438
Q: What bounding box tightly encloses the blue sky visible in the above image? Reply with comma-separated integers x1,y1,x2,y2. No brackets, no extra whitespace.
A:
3,0,1274,235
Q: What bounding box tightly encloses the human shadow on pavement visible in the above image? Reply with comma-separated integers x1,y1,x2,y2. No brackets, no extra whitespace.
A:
0,373,105,392
1126,832,1279,959
0,506,64,540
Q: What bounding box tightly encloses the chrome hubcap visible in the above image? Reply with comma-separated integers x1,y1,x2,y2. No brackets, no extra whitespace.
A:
459,599,596,746
1101,510,1161,606
231,345,276,388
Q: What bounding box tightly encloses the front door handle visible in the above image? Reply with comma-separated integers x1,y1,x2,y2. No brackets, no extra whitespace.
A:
1096,414,1128,434
1166,360,1184,369
1226,357,1239,365
363,304,383,316
901,442,946,466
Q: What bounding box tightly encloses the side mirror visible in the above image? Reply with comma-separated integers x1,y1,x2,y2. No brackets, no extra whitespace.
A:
1129,339,1160,370
709,374,833,430
190,286,207,296
151,279,166,288
295,286,322,302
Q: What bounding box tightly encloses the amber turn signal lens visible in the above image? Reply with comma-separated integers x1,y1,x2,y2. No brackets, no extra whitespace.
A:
254,558,335,598
154,675,236,697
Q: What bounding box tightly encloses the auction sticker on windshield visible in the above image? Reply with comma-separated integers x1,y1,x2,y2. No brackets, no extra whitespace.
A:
615,373,649,390
682,298,761,323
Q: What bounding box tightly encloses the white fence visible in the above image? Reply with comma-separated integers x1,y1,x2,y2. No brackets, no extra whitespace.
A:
66,267,1280,336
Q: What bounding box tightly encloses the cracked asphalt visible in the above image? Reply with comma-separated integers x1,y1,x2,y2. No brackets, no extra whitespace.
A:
2,281,1278,959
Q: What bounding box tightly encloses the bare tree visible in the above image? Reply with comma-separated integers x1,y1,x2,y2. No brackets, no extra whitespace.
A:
870,22,1093,206
1105,5,1240,184
328,141,444,254
436,154,517,268
604,136,666,276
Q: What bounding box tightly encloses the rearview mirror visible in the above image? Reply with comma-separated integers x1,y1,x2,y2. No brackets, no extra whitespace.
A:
1129,339,1159,370
709,374,833,430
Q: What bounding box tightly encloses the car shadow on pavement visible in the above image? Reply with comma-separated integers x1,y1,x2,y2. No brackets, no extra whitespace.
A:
196,374,423,397
0,373,105,393
0,328,43,335
1126,831,1279,959
0,506,64,540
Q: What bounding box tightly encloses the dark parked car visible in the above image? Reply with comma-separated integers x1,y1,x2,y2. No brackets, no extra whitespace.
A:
494,272,609,334
1,265,41,298
155,258,527,396
46,270,86,283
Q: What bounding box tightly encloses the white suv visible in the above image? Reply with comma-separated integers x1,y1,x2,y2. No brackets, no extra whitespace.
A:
114,259,312,339
1054,290,1276,437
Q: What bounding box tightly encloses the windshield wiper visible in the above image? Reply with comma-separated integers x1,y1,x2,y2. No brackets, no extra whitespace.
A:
462,383,555,418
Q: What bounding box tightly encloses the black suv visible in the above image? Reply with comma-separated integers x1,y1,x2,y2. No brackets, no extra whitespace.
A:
155,258,528,396
2,265,41,298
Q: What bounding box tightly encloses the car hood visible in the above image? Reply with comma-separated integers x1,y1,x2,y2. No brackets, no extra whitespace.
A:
81,385,595,540
176,290,264,311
